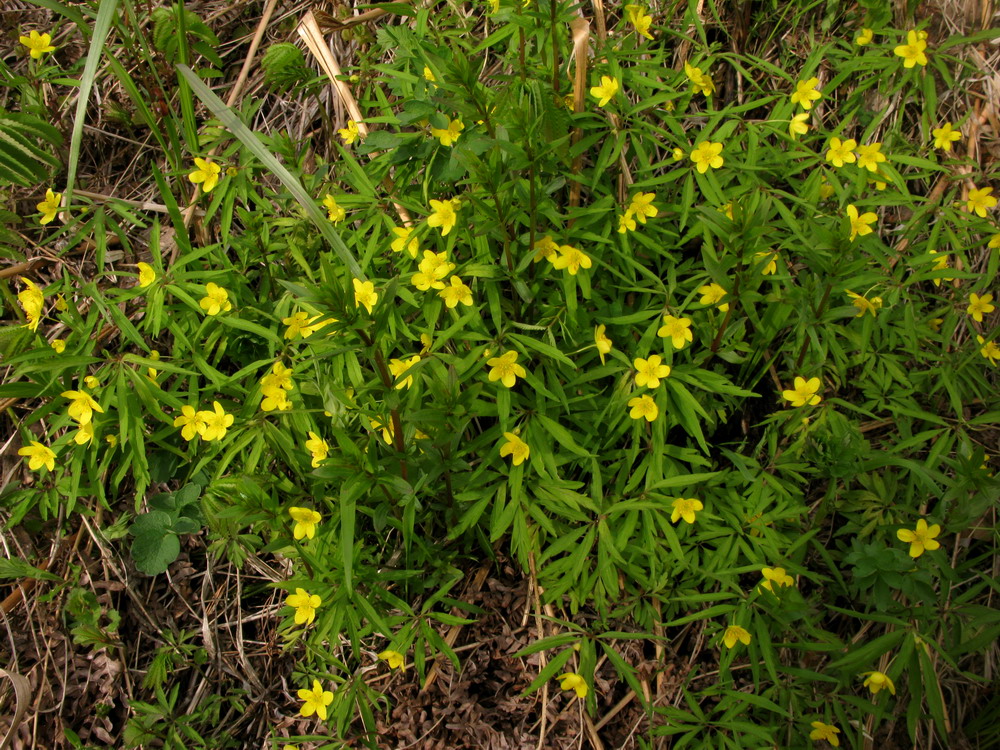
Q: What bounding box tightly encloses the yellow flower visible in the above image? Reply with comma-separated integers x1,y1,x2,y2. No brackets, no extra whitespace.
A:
627,192,658,224
658,315,693,350
825,137,857,168
305,431,330,468
809,721,841,746
683,62,714,97
289,506,322,540
618,212,636,234
625,5,654,40
978,335,1000,365
188,157,221,193
896,518,941,558
590,75,619,107
137,262,156,288
759,567,795,593
928,250,954,287
722,625,751,649
855,28,873,45
61,389,104,425
413,250,455,290
846,289,882,317
966,186,997,217
261,362,294,412
430,117,464,147
989,233,1000,249
286,588,322,625
439,275,474,308
17,277,44,331
967,292,995,322
698,282,729,311
847,204,877,241
370,417,394,445
855,143,886,172
353,278,378,313
84,375,100,389
594,324,612,364
860,671,895,696
690,141,724,173
427,198,459,236
499,431,530,465
627,393,658,422
819,178,835,200
391,226,419,258
73,421,94,446
388,355,421,390
633,355,670,388
50,338,66,354
894,30,928,68
378,649,405,670
297,679,334,720
18,441,56,472
789,112,810,138
789,77,821,110
783,376,822,407
931,122,961,151
487,350,526,388
670,497,703,524
282,311,328,339
338,119,360,145
173,405,207,441
551,244,592,275
532,235,560,263
199,282,232,316
423,66,436,83
20,30,56,59
36,188,62,225
323,194,346,224
671,147,684,161
557,672,588,698
198,401,234,441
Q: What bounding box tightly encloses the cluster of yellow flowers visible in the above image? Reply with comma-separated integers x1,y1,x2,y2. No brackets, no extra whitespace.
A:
617,192,658,234
172,401,234,442
259,361,295,412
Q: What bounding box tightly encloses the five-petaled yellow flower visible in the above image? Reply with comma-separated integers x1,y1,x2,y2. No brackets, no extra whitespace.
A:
590,75,619,107
790,77,821,110
37,188,62,225
783,376,822,407
487,350,526,388
378,649,405,670
931,122,961,151
298,679,334,720
282,311,328,339
137,262,156,288
199,282,232,316
722,625,752,649
855,143,886,172
188,158,221,193
627,394,658,422
18,441,56,472
391,226,419,258
634,355,671,388
499,432,530,466
789,112,810,138
978,335,1000,366
557,672,588,699
625,5,654,40
289,506,322,540
413,250,455,291
338,119,360,145
671,497,703,524
847,204,877,241
439,275,473,308
18,277,44,331
62,389,104,424
353,278,378,314
551,244,592,275
627,192,658,223
896,518,941,558
305,431,329,468
594,324,613,364
861,670,895,696
73,422,94,446
533,235,559,263
894,30,928,68
658,315,693,350
428,198,459,236
855,28,873,45
173,405,207,441
966,186,997,217
198,401,234,441
846,290,882,317
759,567,795,592
684,62,714,97
430,117,464,147
618,213,636,234
323,194,346,224
286,588,322,625
825,137,857,168
698,282,729,311
690,141,724,173
20,30,56,59
388,355,421,390
809,721,841,746
967,292,995,322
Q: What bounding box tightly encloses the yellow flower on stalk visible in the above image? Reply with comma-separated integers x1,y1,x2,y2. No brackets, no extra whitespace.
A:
73,421,94,446
423,66,436,83
755,251,778,275
966,186,997,217
789,77,821,110
390,226,419,258
855,28,873,45
594,324,612,364
625,5,654,40
305,431,329,468
289,507,322,540
297,680,334,720
286,588,322,625
137,262,156,288
188,157,221,193
825,137,857,168
388,355,421,390
967,292,995,322
928,250,954,287
378,650,405,670
557,672,588,698
36,188,62,225
18,441,56,472
894,30,928,68
759,567,795,592
427,198,459,236
50,338,66,354
855,143,886,172
499,431,530,466
658,315,693,350
323,194,346,224
782,377,822,407
683,62,714,97
199,282,232,316
847,204,877,241
809,721,842,746
627,393,658,422
62,389,104,424
977,335,1000,365
633,355,670,388
590,75,619,107
198,401,234,441
789,112,810,138
860,671,895,696
413,250,454,291
532,235,560,263
670,497,703,524
370,417,394,445
282,311,328,339
353,278,378,313
931,122,961,151
487,350,526,388
896,518,941,558
439,275,474,308
338,119,360,145
690,141,724,173
618,213,636,234
698,282,729,311
722,625,752,649
173,405,207,441
20,30,56,59
988,233,1000,249
551,244,592,275
846,290,882,318
430,117,464,147
627,192,658,224
17,277,44,332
